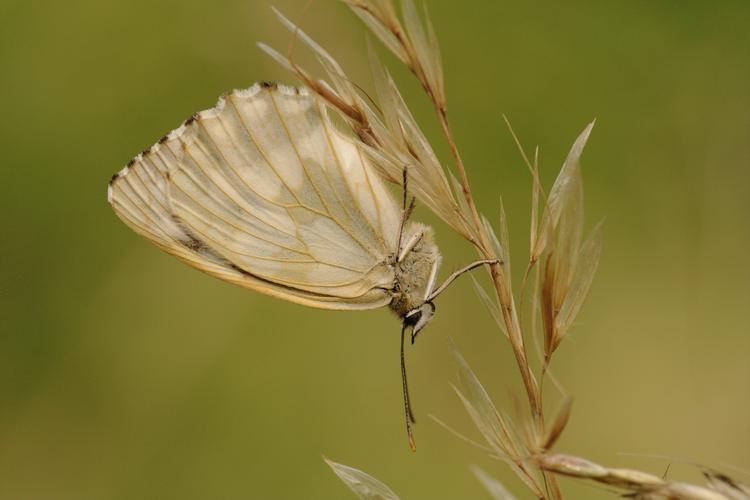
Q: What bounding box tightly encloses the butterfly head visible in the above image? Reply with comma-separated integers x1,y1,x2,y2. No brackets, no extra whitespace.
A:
404,301,436,344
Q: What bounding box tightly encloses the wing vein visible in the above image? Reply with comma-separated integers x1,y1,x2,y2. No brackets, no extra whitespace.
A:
172,177,369,273
225,95,311,209
313,101,387,253
119,173,178,244
267,92,379,259
181,211,375,288
355,141,389,250
170,159,315,257
194,119,301,239
200,111,300,210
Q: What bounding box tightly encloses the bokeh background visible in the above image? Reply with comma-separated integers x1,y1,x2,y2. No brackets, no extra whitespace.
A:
1,0,749,498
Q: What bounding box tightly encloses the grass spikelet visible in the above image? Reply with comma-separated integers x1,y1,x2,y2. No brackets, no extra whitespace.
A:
538,454,738,500
344,0,445,109
261,9,471,238
539,123,597,360
258,3,738,499
451,346,545,497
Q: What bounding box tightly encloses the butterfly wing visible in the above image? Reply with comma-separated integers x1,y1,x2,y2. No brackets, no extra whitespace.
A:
108,84,401,310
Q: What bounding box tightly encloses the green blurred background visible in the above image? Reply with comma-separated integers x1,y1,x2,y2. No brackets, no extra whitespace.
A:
1,0,748,498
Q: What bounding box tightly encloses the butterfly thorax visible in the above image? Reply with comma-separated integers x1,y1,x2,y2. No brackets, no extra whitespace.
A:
389,224,442,317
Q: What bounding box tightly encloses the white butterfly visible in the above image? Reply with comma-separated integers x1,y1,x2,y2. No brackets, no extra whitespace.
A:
108,83,494,449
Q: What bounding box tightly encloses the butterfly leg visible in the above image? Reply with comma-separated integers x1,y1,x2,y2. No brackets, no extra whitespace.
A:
397,229,424,263
426,259,501,302
396,166,417,261
400,323,417,451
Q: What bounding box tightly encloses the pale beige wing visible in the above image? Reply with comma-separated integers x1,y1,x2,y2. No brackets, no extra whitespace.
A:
108,83,402,310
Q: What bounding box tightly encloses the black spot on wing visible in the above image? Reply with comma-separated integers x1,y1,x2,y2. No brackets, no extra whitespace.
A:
182,235,205,252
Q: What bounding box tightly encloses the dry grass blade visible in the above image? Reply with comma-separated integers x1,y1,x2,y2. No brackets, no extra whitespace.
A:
548,122,594,227
367,39,402,145
529,146,542,258
451,172,475,226
365,39,468,236
395,100,450,193
554,221,604,342
539,122,596,357
400,0,428,66
256,41,297,73
529,263,569,398
501,116,545,263
540,254,557,361
349,4,409,63
346,0,445,107
535,122,595,261
450,385,513,461
369,89,471,235
270,8,358,105
704,470,750,500
400,0,444,104
471,465,519,500
548,163,584,316
350,0,489,253
451,347,545,497
324,457,400,500
480,209,514,310
470,274,508,338
496,198,513,280
429,414,498,454
450,348,519,458
542,397,573,451
257,40,361,124
422,2,445,105
482,215,505,265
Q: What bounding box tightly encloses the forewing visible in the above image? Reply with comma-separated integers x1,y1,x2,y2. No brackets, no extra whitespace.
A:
108,84,401,309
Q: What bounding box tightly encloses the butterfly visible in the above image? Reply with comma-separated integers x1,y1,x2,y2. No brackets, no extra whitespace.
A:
108,82,495,449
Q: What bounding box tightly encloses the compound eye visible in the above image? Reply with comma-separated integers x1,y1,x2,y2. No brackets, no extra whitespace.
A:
404,309,422,327
410,302,436,343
